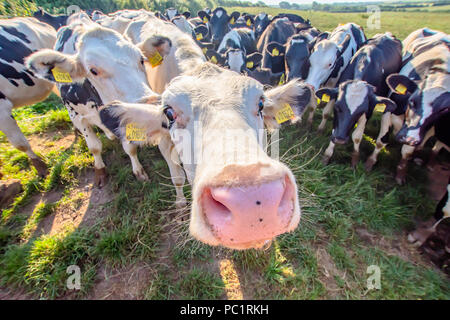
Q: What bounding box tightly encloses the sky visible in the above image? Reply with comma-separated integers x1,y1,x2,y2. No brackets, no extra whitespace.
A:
251,0,396,5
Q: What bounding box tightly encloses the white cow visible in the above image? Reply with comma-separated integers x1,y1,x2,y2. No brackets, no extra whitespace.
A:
107,15,315,249
0,17,56,177
26,18,159,186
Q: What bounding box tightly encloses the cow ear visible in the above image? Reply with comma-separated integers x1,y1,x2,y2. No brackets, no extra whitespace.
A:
243,14,254,27
138,35,172,63
182,11,191,19
431,92,450,112
370,95,397,113
194,25,209,41
229,11,240,24
26,49,86,83
386,74,417,96
266,42,285,57
310,32,328,49
99,101,165,146
246,52,262,70
263,80,315,130
205,49,225,66
198,10,210,23
338,34,351,56
316,88,338,106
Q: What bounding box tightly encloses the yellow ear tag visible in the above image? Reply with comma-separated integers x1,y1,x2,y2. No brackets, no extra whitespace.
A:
149,51,163,68
272,48,279,56
203,17,208,24
51,67,72,83
279,73,285,85
126,123,146,142
202,47,207,54
246,61,254,69
395,83,407,95
210,55,218,64
275,103,295,124
375,103,386,113
339,23,345,27
196,33,203,41
230,17,235,24
322,93,330,103
247,19,252,26
317,98,321,105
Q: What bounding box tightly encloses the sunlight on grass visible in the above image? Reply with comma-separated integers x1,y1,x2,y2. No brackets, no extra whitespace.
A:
219,259,243,300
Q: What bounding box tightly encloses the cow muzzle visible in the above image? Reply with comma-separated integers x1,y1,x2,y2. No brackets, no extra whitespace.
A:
201,174,297,249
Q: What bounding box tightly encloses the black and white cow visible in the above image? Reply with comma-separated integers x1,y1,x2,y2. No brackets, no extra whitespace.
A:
0,17,56,177
257,18,296,74
26,18,160,187
33,8,68,30
366,32,449,184
316,33,402,167
253,12,271,40
198,7,240,49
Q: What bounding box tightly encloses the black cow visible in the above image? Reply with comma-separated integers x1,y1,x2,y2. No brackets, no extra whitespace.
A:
33,8,68,30
253,12,271,40
198,7,240,49
257,18,296,74
272,13,309,24
316,33,402,167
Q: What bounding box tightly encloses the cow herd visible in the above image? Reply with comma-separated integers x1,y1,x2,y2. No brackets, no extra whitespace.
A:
0,7,448,259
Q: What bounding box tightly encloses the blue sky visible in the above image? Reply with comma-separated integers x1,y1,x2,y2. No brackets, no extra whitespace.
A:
251,0,395,5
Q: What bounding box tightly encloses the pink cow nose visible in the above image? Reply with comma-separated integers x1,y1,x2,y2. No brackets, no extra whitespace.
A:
202,176,295,247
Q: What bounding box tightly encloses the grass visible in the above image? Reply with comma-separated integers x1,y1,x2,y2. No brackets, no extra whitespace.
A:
0,8,450,300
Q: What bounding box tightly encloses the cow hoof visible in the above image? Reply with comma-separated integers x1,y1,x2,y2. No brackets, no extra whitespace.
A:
135,170,149,182
351,152,360,168
365,159,375,172
94,168,108,188
395,174,406,185
176,197,187,209
31,158,48,178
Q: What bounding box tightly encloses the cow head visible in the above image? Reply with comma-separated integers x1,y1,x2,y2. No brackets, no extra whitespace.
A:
106,64,313,249
285,35,311,82
317,80,396,144
198,7,238,48
206,48,262,73
254,13,271,39
26,25,157,105
387,73,450,146
306,34,351,90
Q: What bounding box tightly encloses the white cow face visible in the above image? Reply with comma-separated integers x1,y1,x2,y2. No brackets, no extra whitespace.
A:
26,25,157,105
159,63,305,250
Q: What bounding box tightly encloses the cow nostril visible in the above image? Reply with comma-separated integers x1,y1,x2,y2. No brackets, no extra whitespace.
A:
256,201,261,205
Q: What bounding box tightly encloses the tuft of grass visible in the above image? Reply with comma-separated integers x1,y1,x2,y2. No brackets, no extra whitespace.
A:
177,267,225,300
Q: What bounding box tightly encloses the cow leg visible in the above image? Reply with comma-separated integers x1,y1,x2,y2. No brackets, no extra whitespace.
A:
395,144,415,185
121,140,149,181
0,100,47,177
158,135,187,209
322,141,335,165
317,100,334,133
351,114,367,168
69,113,107,187
366,112,391,172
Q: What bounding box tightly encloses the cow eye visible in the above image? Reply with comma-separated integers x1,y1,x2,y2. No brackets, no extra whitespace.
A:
140,57,145,66
163,105,177,127
90,68,98,76
258,97,264,116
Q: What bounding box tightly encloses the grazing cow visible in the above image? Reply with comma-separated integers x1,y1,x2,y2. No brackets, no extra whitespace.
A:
316,33,402,166
33,8,68,30
198,7,240,49
257,18,296,74
0,17,56,177
366,33,449,184
26,19,159,187
253,12,271,40
102,15,319,249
